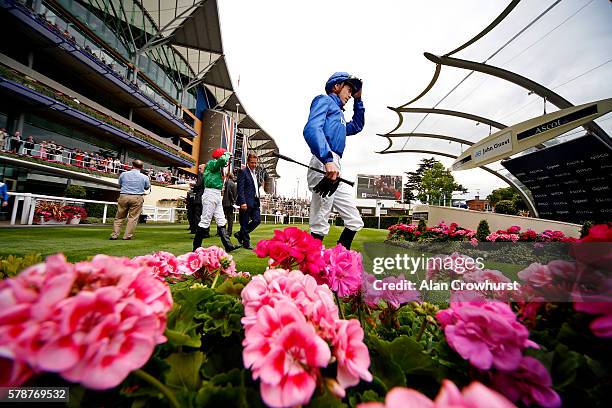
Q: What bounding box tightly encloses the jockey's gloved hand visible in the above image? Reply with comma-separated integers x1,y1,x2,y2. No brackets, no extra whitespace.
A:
327,180,340,196
313,178,340,197
313,178,330,196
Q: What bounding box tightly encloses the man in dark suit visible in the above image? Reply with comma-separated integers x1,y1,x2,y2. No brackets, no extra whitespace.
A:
190,163,206,234
222,172,237,235
235,153,261,249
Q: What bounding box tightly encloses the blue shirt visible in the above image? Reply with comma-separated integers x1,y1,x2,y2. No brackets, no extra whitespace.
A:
0,182,8,202
118,169,150,194
303,93,365,163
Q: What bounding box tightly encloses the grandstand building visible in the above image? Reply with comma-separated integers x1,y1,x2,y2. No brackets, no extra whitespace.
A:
0,0,278,206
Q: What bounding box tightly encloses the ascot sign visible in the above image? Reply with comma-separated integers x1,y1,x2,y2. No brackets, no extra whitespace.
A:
452,98,612,170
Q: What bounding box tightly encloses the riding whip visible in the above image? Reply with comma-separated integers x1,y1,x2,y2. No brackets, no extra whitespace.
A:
272,152,355,187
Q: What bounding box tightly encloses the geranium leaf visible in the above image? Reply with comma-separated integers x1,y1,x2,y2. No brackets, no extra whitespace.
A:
165,352,205,391
552,344,583,390
165,328,201,348
366,335,407,389
308,388,348,407
216,279,245,296
387,336,437,377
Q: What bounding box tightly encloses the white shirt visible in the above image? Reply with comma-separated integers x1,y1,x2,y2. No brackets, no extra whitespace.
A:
249,168,259,198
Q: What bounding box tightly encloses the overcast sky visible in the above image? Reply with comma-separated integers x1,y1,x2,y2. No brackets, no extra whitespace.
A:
218,0,612,205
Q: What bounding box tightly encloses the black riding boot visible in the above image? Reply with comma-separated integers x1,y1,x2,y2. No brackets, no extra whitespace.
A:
193,227,209,251
311,232,324,241
218,226,239,252
337,228,357,250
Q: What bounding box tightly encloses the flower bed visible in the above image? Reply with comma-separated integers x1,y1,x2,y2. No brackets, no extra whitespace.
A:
388,221,477,244
0,225,610,407
388,222,576,244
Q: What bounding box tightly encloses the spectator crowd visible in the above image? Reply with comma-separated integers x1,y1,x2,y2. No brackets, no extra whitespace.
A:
0,128,195,185
260,196,311,219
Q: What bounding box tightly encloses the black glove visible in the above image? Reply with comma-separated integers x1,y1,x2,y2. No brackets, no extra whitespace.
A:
313,178,340,198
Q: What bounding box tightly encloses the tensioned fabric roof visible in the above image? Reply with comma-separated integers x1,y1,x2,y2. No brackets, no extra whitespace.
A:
138,0,279,176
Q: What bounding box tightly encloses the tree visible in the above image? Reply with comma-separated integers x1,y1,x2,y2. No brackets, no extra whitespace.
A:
403,157,438,204
487,187,516,207
476,220,490,241
417,162,467,205
487,186,527,212
64,184,86,199
494,200,517,215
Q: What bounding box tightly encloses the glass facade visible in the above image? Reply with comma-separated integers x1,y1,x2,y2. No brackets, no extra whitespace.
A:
0,163,31,190
0,113,7,130
46,0,197,111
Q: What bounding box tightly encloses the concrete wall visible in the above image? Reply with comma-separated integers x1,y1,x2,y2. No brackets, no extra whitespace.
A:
413,205,581,238
145,184,188,207
98,175,188,207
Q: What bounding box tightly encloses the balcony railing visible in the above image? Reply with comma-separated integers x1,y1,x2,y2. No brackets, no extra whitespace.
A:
0,65,195,166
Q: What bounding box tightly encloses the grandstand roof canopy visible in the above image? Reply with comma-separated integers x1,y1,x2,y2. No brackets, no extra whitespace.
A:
136,0,278,176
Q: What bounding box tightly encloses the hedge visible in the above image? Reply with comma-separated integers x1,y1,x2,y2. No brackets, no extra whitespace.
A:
334,216,405,229
84,203,117,218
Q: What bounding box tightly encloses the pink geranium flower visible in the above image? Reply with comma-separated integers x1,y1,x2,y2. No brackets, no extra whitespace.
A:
579,223,612,242
241,268,339,336
361,273,382,307
382,274,420,308
37,289,161,389
436,301,537,371
357,380,516,408
333,319,372,389
0,354,33,387
463,269,510,285
572,223,612,270
133,251,181,281
254,227,325,275
241,268,371,405
573,285,612,338
491,356,561,408
194,245,238,276
0,254,172,389
322,244,363,297
361,274,419,309
243,301,331,408
176,251,204,275
260,320,330,407
507,226,521,234
517,263,552,288
462,269,513,300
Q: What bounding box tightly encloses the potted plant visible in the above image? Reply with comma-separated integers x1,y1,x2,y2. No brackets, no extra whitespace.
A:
63,205,88,224
33,201,68,225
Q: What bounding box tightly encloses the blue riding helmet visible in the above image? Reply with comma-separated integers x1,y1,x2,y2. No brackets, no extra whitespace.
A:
324,72,363,94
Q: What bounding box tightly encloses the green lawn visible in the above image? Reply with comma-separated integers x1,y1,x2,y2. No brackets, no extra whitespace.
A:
0,223,389,273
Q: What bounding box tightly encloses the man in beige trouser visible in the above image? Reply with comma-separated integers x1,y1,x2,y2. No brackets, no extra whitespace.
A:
110,160,150,240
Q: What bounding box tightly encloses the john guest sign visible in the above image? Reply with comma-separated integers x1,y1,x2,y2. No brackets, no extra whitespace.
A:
473,132,512,163
452,98,612,171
